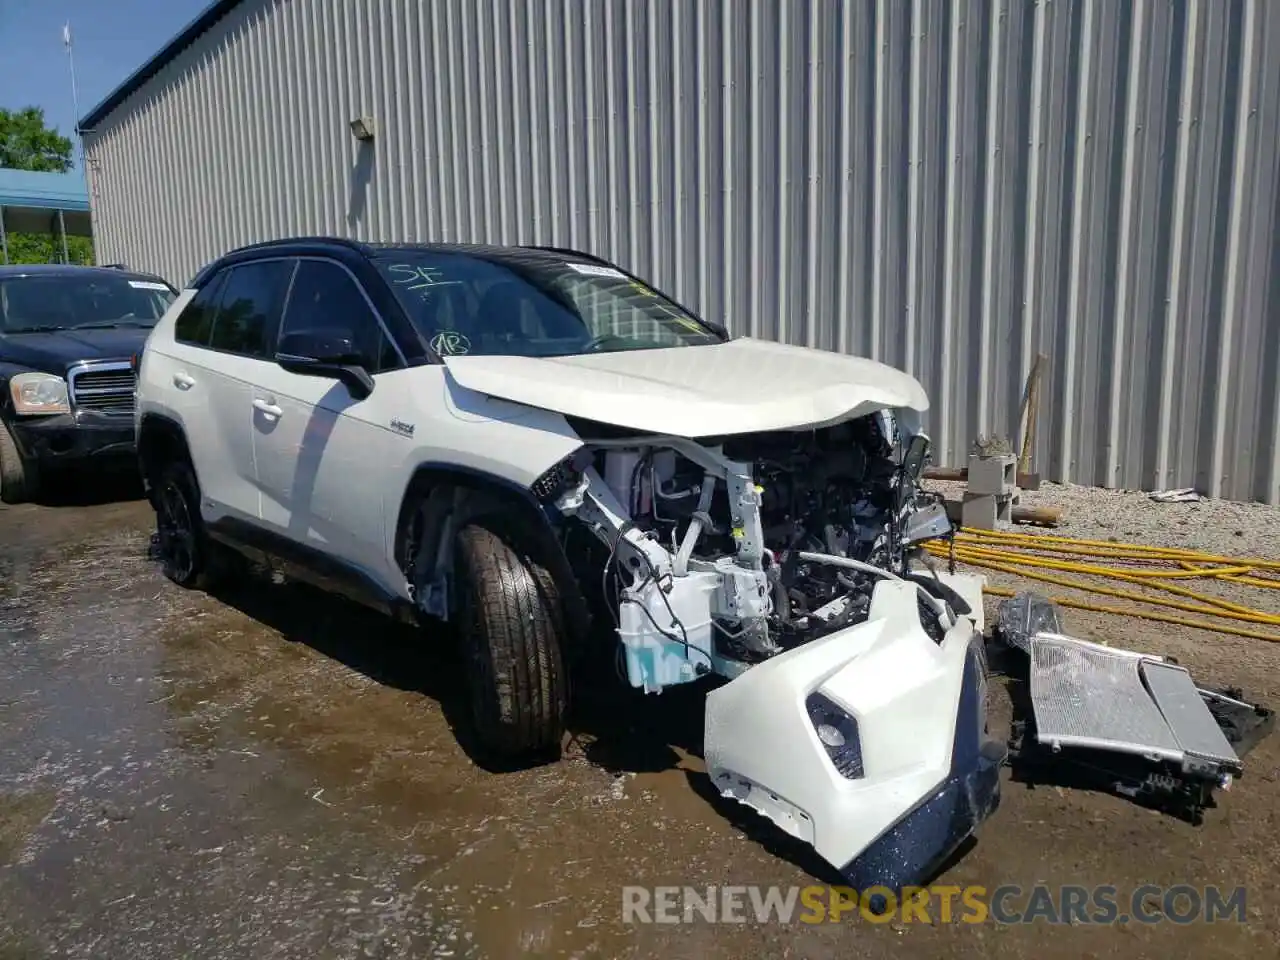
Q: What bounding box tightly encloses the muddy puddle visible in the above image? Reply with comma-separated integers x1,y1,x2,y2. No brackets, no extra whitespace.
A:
1,496,1277,959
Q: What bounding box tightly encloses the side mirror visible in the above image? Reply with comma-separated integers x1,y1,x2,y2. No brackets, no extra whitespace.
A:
276,330,375,400
700,318,730,340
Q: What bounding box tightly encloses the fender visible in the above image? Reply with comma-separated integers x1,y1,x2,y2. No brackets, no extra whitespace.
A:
0,362,31,421
391,461,590,642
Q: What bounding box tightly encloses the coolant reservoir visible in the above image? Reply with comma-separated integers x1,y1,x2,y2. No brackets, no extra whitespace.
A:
603,450,642,511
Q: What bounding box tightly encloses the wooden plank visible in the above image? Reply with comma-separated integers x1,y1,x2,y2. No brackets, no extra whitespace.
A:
923,466,1043,490
1018,353,1049,475
922,466,968,482
941,498,1063,528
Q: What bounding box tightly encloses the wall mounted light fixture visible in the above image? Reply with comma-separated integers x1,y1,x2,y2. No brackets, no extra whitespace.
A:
349,115,376,141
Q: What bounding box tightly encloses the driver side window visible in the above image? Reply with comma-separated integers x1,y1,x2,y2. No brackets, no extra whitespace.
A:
279,260,400,372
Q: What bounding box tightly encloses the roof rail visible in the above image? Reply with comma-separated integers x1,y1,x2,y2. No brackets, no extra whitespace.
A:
521,244,614,266
224,235,369,256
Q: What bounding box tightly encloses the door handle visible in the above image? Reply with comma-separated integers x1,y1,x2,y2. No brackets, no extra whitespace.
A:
253,398,283,418
173,372,195,390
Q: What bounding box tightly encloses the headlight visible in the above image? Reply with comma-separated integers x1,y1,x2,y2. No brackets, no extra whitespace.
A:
530,449,588,503
9,372,71,416
806,692,864,779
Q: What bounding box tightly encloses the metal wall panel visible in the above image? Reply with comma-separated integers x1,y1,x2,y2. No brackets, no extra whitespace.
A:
82,0,1280,502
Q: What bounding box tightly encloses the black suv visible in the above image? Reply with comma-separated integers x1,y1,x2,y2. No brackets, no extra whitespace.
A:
0,264,177,503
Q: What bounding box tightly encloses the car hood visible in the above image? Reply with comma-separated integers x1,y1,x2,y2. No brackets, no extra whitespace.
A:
442,337,929,437
0,327,151,375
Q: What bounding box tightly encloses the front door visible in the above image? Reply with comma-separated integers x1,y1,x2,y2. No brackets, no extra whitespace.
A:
251,258,404,591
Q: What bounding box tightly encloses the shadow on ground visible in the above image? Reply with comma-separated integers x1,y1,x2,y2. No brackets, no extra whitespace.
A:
29,467,145,508
184,557,856,885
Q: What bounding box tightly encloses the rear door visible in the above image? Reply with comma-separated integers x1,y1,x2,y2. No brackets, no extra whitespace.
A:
251,258,404,587
162,259,294,526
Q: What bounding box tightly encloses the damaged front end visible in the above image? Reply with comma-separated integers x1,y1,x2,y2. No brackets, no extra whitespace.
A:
541,407,1004,892
704,578,1004,894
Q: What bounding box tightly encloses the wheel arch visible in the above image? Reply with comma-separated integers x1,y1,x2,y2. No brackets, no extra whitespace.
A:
137,412,192,501
392,462,589,636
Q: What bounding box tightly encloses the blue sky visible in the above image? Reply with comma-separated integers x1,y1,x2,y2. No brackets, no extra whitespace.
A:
0,0,209,169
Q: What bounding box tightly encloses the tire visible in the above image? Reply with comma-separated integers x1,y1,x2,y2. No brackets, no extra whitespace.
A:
455,522,568,759
152,457,241,589
0,420,38,505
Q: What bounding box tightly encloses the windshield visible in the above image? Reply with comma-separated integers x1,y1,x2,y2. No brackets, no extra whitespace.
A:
374,252,721,358
0,274,175,334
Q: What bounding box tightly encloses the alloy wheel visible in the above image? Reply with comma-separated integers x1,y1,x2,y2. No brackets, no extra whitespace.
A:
156,479,196,582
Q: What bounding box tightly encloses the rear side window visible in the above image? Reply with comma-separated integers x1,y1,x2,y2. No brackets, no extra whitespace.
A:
174,272,227,346
208,260,295,358
280,260,401,373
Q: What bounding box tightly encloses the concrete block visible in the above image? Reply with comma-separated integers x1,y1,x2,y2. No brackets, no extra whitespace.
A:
962,491,1014,531
968,454,1018,496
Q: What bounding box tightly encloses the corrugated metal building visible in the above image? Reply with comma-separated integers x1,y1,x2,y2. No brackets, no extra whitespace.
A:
79,0,1280,503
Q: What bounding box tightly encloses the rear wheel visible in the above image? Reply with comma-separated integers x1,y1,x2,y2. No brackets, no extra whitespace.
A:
154,459,206,586
0,420,38,505
454,521,568,759
153,457,243,589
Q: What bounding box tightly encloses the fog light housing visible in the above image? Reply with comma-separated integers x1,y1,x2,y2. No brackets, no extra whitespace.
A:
806,692,864,779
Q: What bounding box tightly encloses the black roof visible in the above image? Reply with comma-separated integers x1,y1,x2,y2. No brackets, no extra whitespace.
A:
190,235,727,338
221,235,614,266
188,235,616,287
367,242,613,266
79,0,246,131
0,263,173,287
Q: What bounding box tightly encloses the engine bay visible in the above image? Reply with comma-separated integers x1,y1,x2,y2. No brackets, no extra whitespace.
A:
551,410,959,692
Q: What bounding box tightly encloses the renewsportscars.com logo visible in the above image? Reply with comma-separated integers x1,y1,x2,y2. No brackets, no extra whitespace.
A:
622,884,1248,926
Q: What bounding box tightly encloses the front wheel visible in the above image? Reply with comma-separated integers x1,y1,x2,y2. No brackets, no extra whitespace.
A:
454,522,568,759
0,420,39,505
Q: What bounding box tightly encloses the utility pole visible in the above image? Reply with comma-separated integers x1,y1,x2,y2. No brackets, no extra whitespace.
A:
64,22,91,263
64,23,84,170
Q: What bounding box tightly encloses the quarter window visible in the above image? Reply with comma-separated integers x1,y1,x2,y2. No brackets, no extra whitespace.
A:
174,272,227,346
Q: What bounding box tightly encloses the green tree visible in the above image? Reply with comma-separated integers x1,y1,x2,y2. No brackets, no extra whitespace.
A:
1,106,93,264
5,232,93,265
0,107,73,172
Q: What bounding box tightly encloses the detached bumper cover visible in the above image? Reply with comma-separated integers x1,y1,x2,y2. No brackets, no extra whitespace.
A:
840,641,1004,891
8,413,135,466
704,579,1005,895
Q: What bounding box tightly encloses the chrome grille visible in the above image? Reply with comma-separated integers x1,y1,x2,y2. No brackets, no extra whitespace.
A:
68,362,136,416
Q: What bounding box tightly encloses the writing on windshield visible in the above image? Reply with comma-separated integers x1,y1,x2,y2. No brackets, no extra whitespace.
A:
376,253,718,359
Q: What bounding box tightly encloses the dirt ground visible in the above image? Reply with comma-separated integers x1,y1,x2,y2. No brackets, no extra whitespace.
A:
1,479,1278,959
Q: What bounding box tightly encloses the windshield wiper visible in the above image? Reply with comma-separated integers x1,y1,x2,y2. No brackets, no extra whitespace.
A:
0,326,71,334
73,319,155,330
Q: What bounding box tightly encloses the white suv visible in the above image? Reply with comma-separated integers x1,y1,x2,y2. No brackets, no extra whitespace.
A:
134,237,1000,893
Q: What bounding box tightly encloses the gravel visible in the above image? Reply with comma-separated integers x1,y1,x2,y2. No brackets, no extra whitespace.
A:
922,479,1280,659
925,479,1280,563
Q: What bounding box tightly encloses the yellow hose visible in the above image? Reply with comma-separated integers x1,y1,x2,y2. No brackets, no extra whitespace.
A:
1177,560,1280,590
926,545,1280,626
940,543,1280,623
921,525,1280,643
979,584,1280,644
958,526,1280,571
